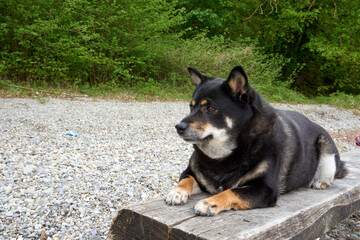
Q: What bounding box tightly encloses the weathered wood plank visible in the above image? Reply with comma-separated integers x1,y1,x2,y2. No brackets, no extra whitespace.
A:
109,193,210,240
109,151,360,240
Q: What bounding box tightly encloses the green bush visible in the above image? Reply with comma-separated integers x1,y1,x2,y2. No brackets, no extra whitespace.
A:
1,0,359,102
0,0,182,88
161,35,293,100
174,0,360,95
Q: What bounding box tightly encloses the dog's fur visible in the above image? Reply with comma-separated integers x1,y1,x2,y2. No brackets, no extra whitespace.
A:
165,66,348,216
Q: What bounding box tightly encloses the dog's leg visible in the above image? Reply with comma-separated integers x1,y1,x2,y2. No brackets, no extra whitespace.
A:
194,185,276,216
165,176,201,205
310,135,345,190
310,153,336,190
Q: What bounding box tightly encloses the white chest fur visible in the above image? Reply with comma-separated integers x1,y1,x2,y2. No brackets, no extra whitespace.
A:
197,138,235,159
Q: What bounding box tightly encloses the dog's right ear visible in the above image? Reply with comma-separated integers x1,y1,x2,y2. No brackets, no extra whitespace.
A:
187,66,203,86
226,66,249,97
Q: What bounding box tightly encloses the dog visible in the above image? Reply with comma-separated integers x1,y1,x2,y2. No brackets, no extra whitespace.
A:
165,65,348,216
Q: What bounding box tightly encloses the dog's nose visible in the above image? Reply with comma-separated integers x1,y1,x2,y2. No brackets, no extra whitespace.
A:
175,122,188,135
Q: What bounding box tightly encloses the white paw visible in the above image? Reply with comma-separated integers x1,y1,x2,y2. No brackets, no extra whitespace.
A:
165,188,189,205
193,199,217,216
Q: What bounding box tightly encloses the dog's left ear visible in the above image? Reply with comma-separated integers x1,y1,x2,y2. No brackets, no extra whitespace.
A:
226,66,249,98
187,66,203,86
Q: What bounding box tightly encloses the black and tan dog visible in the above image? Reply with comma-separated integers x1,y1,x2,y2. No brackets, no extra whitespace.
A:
165,66,348,216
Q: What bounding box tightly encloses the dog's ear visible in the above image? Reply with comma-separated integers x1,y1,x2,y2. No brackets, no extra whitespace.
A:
187,66,203,86
226,66,249,97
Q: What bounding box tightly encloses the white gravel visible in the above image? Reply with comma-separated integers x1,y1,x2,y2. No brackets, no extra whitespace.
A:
1,98,359,239
272,103,359,131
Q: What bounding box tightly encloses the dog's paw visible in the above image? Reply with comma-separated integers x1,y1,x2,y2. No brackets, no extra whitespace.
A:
165,188,189,206
193,199,220,216
311,182,329,190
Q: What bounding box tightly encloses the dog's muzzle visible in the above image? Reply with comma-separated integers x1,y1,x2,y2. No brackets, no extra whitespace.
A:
175,122,213,142
175,122,188,136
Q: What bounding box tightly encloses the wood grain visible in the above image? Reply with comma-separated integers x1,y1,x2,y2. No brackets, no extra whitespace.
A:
109,151,360,240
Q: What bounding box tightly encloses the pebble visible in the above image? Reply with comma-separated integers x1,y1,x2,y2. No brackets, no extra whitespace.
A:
1,98,359,239
4,186,12,194
23,165,36,175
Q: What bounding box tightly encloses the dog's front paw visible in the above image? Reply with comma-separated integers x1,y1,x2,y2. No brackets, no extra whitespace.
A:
165,188,189,206
193,199,220,216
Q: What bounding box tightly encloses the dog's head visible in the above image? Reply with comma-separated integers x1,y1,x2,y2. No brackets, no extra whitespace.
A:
175,66,254,159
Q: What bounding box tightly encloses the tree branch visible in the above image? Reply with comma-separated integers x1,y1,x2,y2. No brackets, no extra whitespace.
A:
244,0,269,21
308,0,315,11
332,0,337,18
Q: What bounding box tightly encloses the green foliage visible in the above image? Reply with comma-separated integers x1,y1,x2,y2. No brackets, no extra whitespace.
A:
163,34,288,86
312,92,360,110
156,34,300,103
173,0,233,37
256,0,360,95
175,0,360,95
0,0,359,103
0,0,182,87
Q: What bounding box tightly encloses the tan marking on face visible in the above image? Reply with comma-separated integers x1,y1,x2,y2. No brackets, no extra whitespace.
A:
201,99,208,105
191,100,196,107
188,121,208,131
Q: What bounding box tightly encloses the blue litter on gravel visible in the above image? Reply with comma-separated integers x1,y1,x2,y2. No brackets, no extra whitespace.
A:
66,132,78,137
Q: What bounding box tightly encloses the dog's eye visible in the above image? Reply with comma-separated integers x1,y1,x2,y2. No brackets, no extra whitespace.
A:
206,106,215,112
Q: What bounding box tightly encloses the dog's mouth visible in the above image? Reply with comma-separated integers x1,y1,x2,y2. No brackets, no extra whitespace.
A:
183,135,213,143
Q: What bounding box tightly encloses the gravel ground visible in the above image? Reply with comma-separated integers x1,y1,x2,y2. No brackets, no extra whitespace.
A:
0,98,359,239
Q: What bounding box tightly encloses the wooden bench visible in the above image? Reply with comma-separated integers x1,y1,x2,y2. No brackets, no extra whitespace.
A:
109,151,360,240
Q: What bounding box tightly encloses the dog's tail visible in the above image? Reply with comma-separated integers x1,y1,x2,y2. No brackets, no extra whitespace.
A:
335,156,348,179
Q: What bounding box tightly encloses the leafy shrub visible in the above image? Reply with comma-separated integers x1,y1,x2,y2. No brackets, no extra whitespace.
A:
161,35,293,100
174,0,360,95
0,0,182,88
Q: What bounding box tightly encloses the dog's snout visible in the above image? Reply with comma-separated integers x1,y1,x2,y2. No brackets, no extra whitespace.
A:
175,122,188,135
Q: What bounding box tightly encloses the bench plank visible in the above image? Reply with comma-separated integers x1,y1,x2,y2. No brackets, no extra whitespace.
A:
109,151,360,240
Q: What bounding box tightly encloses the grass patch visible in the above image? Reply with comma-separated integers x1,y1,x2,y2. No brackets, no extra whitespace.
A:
0,78,192,102
1,78,359,111
311,92,360,110
1,32,359,109
253,83,309,104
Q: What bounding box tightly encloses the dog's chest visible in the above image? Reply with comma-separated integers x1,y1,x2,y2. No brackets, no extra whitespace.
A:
196,174,225,194
192,167,238,194
197,139,235,159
